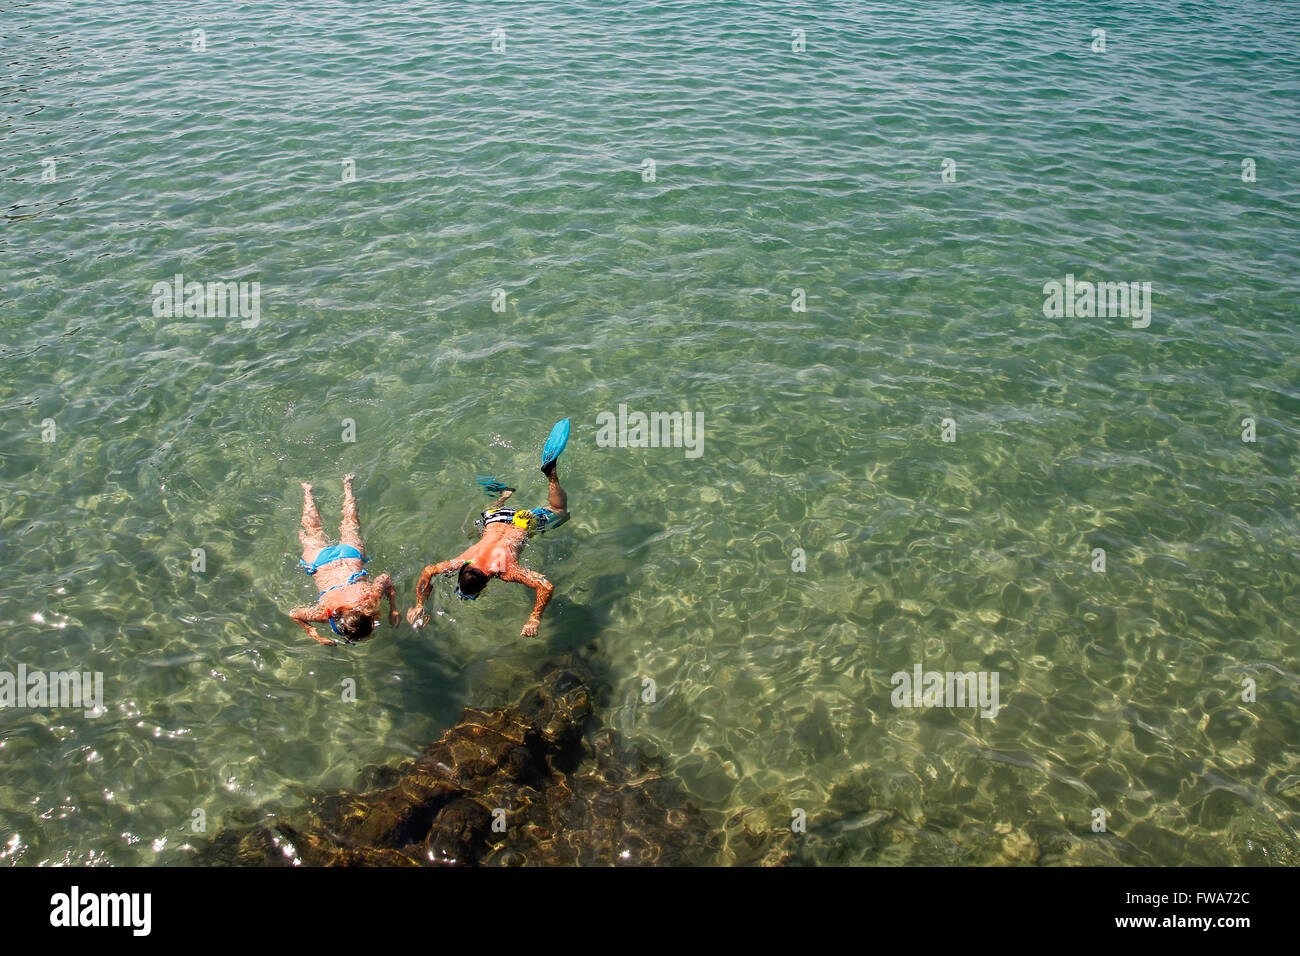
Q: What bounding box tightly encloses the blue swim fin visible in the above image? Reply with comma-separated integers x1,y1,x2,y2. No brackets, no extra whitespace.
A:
475,476,514,497
541,419,570,472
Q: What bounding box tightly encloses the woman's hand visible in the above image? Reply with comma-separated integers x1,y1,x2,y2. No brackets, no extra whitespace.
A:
521,616,540,637
292,608,335,646
388,610,401,629
308,629,337,647
406,606,428,629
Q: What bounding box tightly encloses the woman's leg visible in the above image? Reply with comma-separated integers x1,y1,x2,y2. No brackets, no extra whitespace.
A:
300,482,329,558
339,473,364,552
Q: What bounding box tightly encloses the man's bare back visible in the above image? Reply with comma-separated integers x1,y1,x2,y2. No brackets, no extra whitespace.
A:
407,464,568,637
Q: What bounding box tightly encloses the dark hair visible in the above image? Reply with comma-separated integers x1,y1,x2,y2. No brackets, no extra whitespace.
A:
336,610,375,642
457,564,489,597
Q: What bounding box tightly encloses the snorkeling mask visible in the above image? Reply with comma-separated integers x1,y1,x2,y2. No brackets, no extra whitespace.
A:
455,559,482,600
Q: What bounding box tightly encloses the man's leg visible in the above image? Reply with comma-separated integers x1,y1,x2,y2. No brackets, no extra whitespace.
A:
339,473,364,551
300,483,329,557
543,463,568,523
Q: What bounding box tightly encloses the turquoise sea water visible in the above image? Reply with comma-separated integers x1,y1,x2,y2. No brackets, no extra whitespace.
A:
2,0,1299,865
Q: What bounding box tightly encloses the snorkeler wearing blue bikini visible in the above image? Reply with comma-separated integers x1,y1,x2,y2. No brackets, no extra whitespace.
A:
289,474,399,646
407,421,570,638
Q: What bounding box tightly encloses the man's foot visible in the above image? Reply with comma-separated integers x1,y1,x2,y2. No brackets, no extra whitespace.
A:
540,460,557,479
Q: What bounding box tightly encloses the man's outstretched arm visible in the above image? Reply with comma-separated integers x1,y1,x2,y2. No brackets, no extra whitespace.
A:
500,565,554,637
407,559,463,627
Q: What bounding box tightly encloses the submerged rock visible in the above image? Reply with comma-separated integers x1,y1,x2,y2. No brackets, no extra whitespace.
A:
188,663,737,866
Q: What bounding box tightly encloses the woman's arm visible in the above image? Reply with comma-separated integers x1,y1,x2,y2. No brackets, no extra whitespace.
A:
289,605,335,646
375,574,400,628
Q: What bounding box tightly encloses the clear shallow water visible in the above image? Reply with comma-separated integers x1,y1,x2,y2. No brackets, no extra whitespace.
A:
2,0,1299,865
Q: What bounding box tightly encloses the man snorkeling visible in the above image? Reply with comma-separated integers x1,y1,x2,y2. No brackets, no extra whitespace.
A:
289,474,399,646
407,441,569,638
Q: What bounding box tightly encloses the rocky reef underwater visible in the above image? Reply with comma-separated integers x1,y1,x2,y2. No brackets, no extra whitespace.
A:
181,661,797,866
